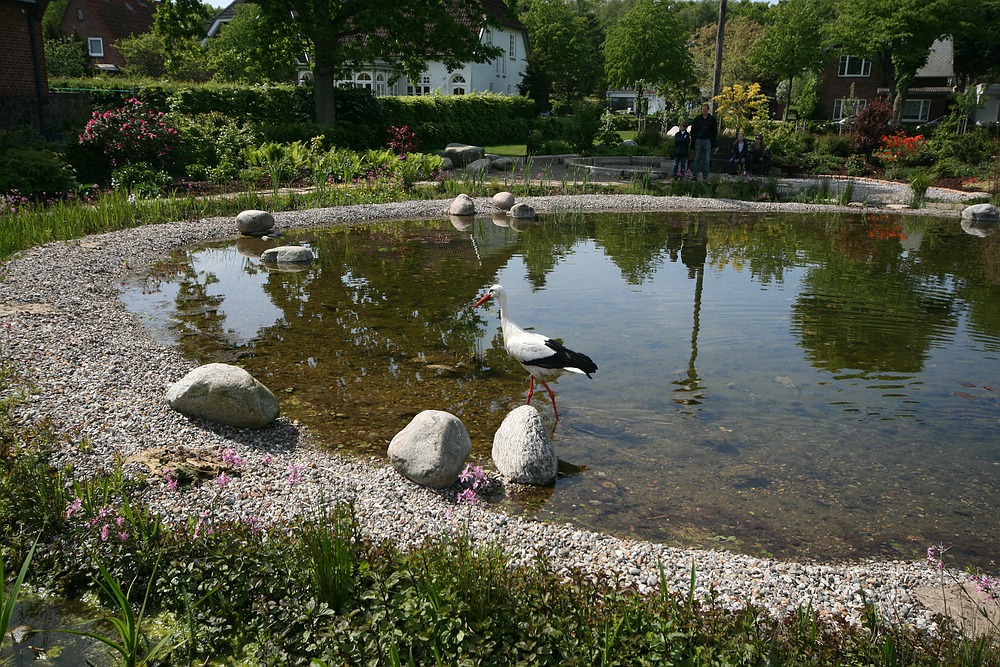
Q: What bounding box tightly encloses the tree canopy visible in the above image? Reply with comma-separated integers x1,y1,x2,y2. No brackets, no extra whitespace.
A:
828,0,960,123
603,0,695,107
255,0,501,125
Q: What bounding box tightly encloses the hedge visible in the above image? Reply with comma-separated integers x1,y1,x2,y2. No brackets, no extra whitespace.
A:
50,79,535,149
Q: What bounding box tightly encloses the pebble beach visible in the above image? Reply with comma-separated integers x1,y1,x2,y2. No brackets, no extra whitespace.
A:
0,191,985,634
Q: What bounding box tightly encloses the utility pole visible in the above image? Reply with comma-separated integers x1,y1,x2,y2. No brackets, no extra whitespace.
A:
712,0,727,109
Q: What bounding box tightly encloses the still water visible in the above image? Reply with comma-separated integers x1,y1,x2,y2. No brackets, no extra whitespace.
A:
122,210,1000,566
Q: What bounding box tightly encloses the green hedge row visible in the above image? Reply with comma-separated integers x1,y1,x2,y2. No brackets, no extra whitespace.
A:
50,79,535,149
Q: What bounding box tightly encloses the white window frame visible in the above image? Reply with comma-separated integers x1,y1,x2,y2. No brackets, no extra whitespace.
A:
838,55,871,77
496,49,506,76
374,73,386,96
87,37,104,57
833,98,866,120
509,34,516,60
901,99,931,123
355,72,372,90
450,74,466,96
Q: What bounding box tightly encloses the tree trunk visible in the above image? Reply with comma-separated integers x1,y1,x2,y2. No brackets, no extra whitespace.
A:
313,65,337,126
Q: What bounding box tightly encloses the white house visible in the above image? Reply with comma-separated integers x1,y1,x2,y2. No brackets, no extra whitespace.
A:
207,0,529,96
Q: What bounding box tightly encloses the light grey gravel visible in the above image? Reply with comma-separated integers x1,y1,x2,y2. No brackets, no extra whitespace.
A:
0,192,975,633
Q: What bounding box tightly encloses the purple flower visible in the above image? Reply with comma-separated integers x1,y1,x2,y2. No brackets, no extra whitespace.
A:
216,471,230,487
65,497,83,520
118,531,130,541
100,524,111,541
287,463,305,485
166,472,178,491
456,488,479,506
926,544,949,571
221,448,245,468
262,454,274,465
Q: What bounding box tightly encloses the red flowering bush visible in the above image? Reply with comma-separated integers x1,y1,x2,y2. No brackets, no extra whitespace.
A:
79,98,180,170
875,132,926,166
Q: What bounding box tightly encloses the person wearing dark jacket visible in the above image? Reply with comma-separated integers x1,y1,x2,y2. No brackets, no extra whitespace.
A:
729,131,749,175
690,103,717,180
672,121,691,179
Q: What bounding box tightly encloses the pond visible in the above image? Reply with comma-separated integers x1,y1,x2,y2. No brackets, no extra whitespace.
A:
121,210,1000,566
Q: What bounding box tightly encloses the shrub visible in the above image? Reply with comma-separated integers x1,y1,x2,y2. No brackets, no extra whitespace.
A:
0,146,76,197
110,163,172,198
850,97,894,156
565,99,604,153
78,98,180,173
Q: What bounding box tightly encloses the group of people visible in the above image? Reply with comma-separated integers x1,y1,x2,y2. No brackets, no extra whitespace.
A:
671,103,771,180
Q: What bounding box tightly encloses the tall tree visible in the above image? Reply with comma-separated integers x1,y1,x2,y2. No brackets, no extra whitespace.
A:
688,14,764,95
603,0,695,109
827,0,959,123
748,0,832,119
516,0,603,112
256,0,501,126
154,0,214,76
952,0,1000,89
208,3,300,83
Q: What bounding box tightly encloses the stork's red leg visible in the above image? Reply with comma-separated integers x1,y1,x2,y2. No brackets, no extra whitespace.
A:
539,377,560,422
526,376,535,404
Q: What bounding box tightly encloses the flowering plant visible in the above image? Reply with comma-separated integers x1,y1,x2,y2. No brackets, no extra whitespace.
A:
874,132,925,166
79,98,180,170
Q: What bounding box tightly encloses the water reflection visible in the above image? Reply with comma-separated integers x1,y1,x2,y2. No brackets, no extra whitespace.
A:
122,211,1000,566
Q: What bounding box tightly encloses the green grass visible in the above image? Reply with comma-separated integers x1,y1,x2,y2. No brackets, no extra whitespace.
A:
484,143,527,156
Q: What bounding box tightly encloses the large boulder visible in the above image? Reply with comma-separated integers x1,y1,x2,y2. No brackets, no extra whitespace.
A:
961,203,999,224
167,363,280,429
236,210,275,236
465,158,492,177
442,143,485,168
449,193,475,216
510,202,536,219
388,410,471,488
260,245,314,264
492,157,517,172
492,405,557,486
492,191,515,211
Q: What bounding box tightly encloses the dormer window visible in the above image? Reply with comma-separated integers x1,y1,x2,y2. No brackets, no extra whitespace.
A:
88,38,104,57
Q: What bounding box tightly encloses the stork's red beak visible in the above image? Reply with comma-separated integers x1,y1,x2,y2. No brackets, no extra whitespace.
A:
474,292,492,308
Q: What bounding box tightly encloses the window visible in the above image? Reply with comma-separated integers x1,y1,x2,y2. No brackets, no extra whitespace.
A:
87,38,104,57
450,74,466,96
76,8,84,20
838,55,871,77
484,29,492,45
355,72,372,90
833,98,866,120
408,75,432,96
496,49,506,76
509,34,516,60
901,99,931,123
374,73,386,96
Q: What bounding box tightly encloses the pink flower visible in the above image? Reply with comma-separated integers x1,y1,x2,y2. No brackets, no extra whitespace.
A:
456,488,479,505
216,471,230,487
65,497,83,520
100,524,111,541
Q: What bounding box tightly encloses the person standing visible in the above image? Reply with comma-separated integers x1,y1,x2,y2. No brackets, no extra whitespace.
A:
690,103,717,181
672,121,691,179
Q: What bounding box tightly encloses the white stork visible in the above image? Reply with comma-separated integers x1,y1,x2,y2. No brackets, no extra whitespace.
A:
474,284,597,421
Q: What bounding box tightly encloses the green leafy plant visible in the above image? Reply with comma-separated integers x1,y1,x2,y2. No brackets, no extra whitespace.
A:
909,171,934,208
1,536,38,654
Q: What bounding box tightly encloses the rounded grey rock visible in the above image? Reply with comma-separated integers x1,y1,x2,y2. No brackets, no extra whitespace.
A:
236,209,275,236
492,405,556,485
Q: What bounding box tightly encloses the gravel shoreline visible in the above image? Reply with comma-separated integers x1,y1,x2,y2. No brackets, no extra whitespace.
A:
0,193,977,633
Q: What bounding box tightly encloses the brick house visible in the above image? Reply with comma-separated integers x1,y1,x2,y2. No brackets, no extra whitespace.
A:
818,38,956,125
1,0,50,132
57,0,157,72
